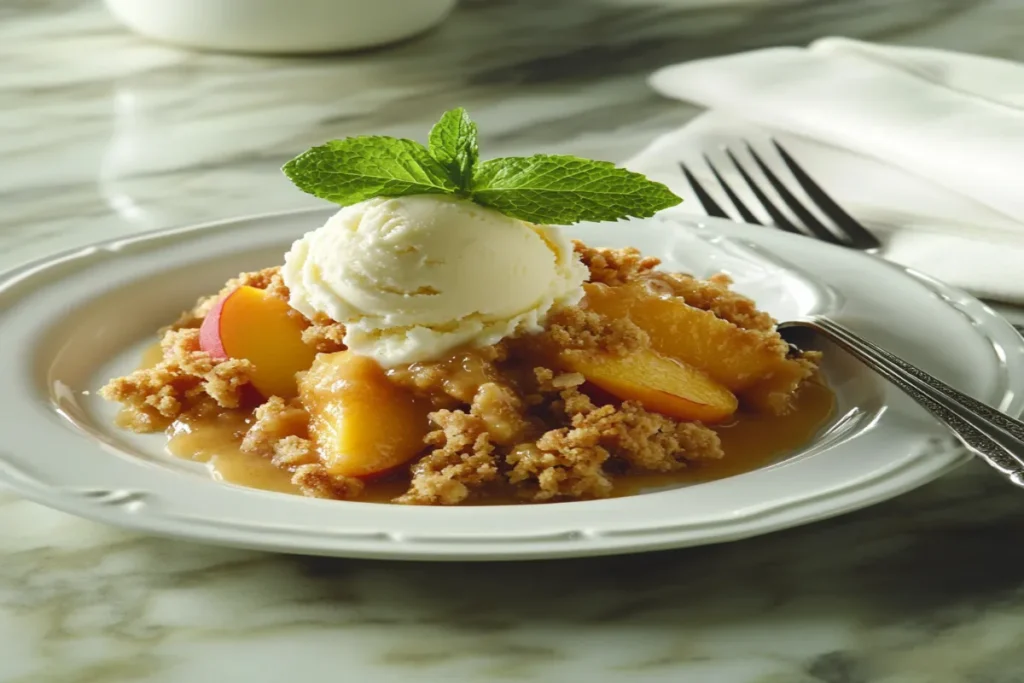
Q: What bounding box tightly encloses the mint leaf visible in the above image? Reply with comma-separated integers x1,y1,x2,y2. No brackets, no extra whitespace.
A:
283,111,682,224
470,155,682,224
283,136,458,205
428,107,478,189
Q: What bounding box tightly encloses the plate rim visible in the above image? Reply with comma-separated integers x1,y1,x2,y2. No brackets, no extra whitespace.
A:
0,208,1020,561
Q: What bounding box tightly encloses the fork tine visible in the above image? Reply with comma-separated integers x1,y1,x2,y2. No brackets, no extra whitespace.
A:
723,149,802,235
771,140,882,250
679,162,731,220
744,142,845,246
703,154,763,225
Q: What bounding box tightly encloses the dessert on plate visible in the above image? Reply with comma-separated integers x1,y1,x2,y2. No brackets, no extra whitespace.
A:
101,109,830,506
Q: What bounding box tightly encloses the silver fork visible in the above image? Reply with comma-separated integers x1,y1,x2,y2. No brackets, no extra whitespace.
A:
683,142,1024,336
682,142,1024,489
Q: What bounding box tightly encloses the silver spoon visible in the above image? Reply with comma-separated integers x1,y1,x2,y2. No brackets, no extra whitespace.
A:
780,318,1024,488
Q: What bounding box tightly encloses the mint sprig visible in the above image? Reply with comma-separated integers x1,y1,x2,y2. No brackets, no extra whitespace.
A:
283,136,457,205
283,108,681,224
428,107,479,189
471,155,682,224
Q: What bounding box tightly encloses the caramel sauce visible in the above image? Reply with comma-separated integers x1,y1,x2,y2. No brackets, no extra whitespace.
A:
164,378,834,504
168,411,300,495
611,378,833,497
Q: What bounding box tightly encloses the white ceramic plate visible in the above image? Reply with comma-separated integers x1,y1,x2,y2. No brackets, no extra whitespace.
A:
2,208,1022,561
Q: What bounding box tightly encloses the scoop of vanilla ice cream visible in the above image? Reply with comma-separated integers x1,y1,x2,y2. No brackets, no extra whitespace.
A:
282,195,588,366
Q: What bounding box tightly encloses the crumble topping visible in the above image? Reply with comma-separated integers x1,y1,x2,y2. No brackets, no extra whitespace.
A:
272,436,318,469
100,328,254,431
574,242,660,286
507,437,613,501
649,272,776,332
101,244,821,505
292,464,365,500
241,396,309,457
505,382,724,502
574,242,774,332
535,304,648,356
396,410,501,506
301,313,347,353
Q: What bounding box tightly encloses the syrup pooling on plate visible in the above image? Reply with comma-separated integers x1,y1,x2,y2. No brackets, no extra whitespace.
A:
167,412,299,495
162,374,834,503
99,107,828,506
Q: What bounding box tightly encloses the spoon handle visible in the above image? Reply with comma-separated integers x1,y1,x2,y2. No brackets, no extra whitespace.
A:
789,317,1024,488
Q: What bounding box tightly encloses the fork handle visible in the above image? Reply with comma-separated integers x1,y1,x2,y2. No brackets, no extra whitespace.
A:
792,318,1024,487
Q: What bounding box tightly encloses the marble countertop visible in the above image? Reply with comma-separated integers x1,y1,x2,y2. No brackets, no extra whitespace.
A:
4,1,1024,681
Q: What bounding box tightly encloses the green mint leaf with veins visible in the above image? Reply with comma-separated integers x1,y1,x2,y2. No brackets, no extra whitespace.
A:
427,107,479,189
282,136,458,205
469,154,682,224
282,110,682,223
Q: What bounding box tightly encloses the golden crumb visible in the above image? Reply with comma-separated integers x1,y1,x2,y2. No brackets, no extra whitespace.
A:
241,396,309,456
202,359,256,408
575,242,660,286
647,272,775,332
271,435,317,468
301,313,347,353
506,385,722,500
564,388,723,472
507,435,613,502
240,396,317,469
99,328,253,431
396,409,500,505
263,270,290,302
536,304,648,356
292,464,364,500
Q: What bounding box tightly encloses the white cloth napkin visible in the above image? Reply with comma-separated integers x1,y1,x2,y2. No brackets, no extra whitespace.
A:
625,37,1024,304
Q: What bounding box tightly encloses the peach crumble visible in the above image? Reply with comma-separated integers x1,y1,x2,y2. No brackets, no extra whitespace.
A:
100,108,831,505
101,242,827,506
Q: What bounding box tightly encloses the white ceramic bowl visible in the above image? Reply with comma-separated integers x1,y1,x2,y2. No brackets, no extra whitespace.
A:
104,0,458,54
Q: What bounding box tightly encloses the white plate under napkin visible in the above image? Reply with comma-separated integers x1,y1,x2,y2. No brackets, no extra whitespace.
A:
626,37,1024,304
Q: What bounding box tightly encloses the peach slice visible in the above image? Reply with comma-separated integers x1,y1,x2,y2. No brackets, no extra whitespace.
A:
199,285,317,399
558,348,738,423
299,351,432,478
582,282,812,410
